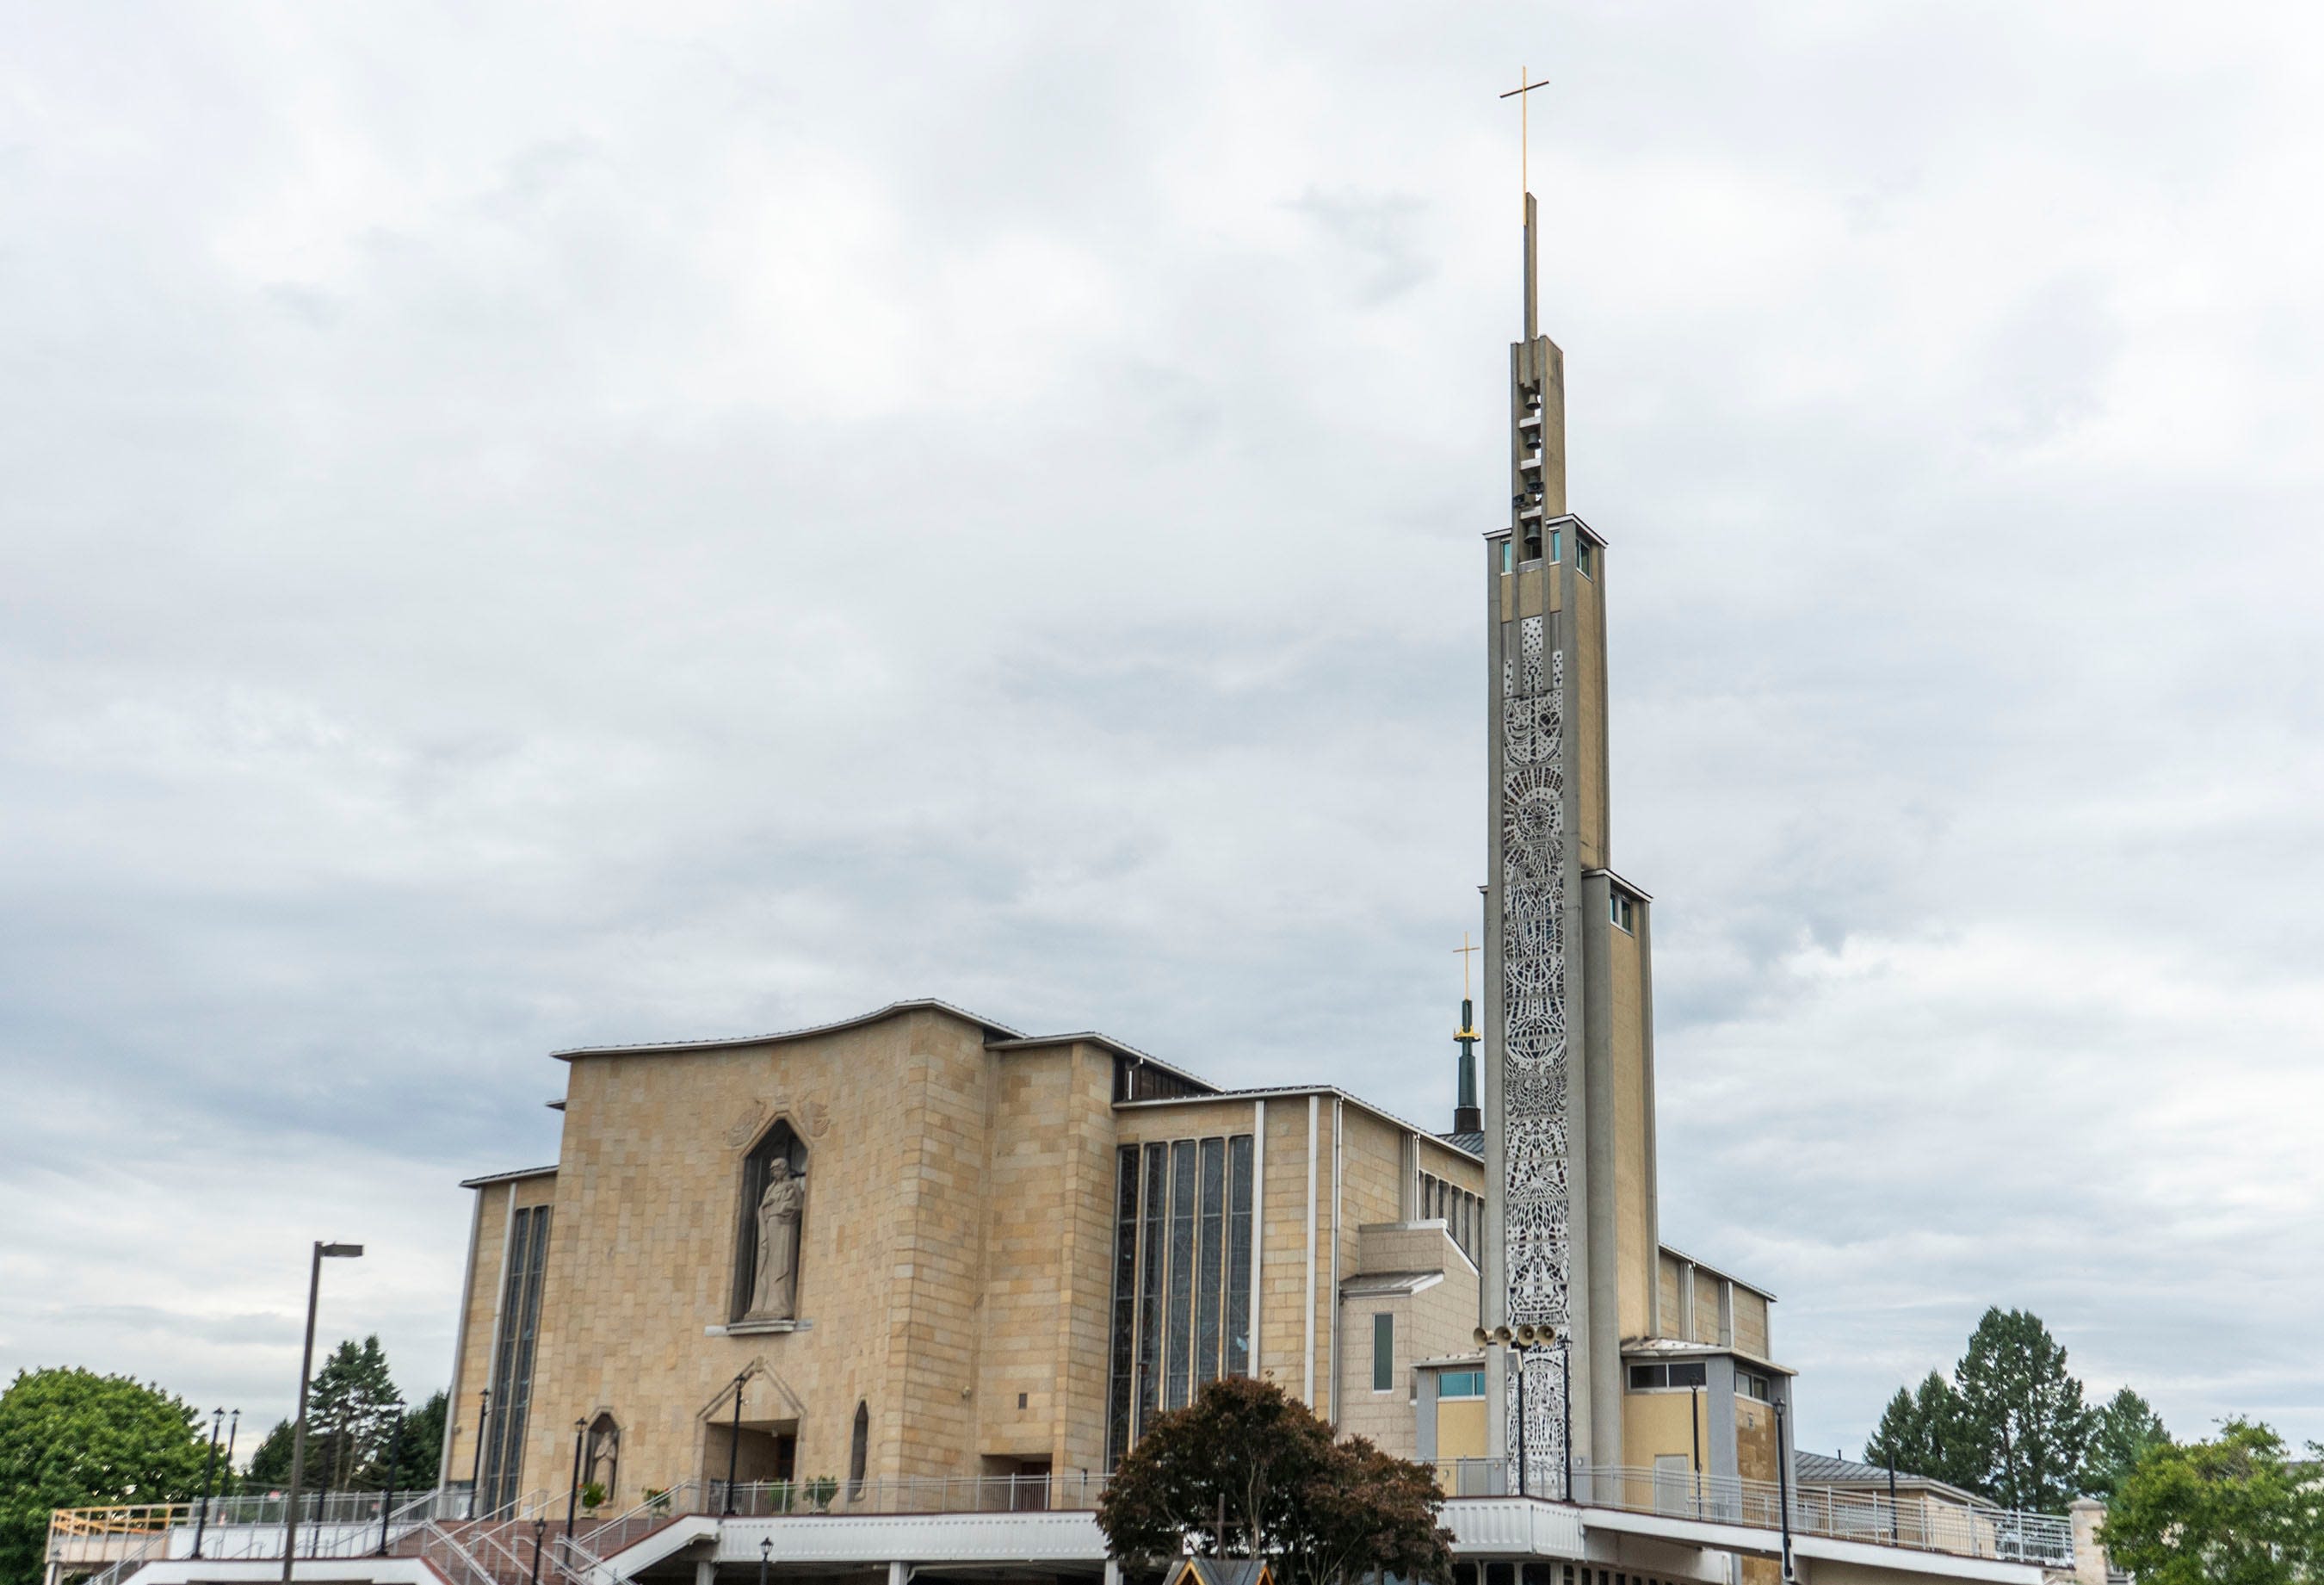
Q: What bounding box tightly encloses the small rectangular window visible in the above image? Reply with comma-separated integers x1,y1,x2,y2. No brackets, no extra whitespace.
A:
1669,1361,1707,1388
1736,1369,1771,1402
1609,892,1635,932
1548,529,1562,564
1437,1369,1486,1399
1372,1313,1394,1391
1578,541,1596,578
1627,1363,1667,1390
1501,542,1514,573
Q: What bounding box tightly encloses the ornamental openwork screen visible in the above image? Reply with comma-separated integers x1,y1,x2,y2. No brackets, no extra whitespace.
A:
1103,1135,1255,1466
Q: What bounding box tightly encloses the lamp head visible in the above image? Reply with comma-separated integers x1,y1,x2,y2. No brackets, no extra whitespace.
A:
318,1242,364,1259
760,1539,773,1561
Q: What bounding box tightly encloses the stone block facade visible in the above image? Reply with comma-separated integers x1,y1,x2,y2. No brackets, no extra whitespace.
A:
443,1000,1486,1513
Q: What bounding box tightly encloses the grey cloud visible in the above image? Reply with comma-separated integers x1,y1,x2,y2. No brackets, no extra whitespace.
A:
3,0,2320,1455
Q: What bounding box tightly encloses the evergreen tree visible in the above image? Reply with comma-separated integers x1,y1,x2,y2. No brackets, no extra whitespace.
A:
246,1337,426,1494
388,1392,448,1495
1864,1371,1982,1489
306,1336,404,1490
244,1420,295,1489
2083,1387,2170,1501
1953,1307,2092,1511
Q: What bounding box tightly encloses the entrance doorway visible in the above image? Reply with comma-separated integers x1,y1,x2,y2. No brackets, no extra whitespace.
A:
705,1422,797,1513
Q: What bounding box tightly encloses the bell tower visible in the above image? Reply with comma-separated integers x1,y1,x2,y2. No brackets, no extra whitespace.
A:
1480,190,1661,1493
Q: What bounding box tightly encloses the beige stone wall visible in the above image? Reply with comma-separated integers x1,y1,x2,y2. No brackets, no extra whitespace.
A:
1573,556,1606,872
1255,1098,1315,1400
1336,1224,1480,1456
977,1043,1114,1472
1607,914,1653,1340
1655,1252,1682,1341
449,1014,1464,1511
444,1173,556,1494
1416,1136,1482,1195
1734,1290,1771,1359
489,1007,1007,1508
1734,1394,1777,1483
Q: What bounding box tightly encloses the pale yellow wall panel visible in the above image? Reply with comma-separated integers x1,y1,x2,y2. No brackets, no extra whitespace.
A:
1620,1390,1707,1469
1437,1400,1487,1460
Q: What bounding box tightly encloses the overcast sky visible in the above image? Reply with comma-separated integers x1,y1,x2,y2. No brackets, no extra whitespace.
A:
4,1,2321,1466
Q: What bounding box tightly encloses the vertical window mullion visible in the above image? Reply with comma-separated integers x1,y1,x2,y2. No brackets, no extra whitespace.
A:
1226,1135,1253,1377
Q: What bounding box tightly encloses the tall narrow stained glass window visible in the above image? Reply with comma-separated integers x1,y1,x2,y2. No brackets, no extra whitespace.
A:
1164,1139,1197,1409
1103,1145,1140,1468
1194,1138,1226,1390
480,1204,550,1517
1226,1135,1253,1376
1134,1143,1168,1436
1103,1131,1259,1462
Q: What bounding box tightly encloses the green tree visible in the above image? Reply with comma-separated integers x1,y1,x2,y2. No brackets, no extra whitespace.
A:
2082,1387,2170,1501
244,1341,438,1495
2099,1420,2321,1585
244,1420,295,1489
1954,1307,2092,1510
1096,1377,1452,1585
305,1337,403,1490
1864,1371,1983,1492
0,1369,213,1585
389,1391,448,1494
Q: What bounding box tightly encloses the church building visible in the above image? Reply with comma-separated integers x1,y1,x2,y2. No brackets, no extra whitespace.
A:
78,192,2088,1585
434,190,1800,1542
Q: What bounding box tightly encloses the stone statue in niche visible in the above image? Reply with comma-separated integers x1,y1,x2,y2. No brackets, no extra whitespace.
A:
748,1160,806,1319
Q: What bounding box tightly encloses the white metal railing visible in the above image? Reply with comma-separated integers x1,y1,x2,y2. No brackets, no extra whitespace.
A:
49,1489,455,1582
1427,1460,2074,1568
704,1470,1106,1517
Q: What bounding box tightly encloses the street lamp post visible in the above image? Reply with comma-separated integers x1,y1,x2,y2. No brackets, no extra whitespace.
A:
468,1387,491,1518
567,1419,587,1538
1773,1397,1797,1585
529,1518,546,1585
281,1241,363,1584
758,1535,772,1585
378,1406,405,1557
193,1409,225,1559
724,1375,745,1515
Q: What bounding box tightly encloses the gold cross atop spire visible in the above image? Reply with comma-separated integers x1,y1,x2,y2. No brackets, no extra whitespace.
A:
1455,931,1480,1001
1500,67,1552,216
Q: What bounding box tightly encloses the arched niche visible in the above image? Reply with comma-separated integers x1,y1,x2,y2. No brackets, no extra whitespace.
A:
584,1412,619,1501
732,1118,808,1322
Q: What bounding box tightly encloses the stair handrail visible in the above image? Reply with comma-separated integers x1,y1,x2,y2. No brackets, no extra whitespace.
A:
415,1521,501,1585
553,1479,702,1585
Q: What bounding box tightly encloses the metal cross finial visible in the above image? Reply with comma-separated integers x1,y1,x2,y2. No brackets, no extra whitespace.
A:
1454,931,1480,1001
1500,67,1553,213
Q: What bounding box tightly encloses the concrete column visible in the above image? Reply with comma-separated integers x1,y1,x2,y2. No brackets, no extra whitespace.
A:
889,1562,913,1585
1104,1562,1122,1585
695,1558,716,1585
2070,1500,2108,1585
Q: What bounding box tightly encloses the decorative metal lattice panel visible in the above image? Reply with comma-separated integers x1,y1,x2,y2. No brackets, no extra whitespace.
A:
1499,612,1569,1492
